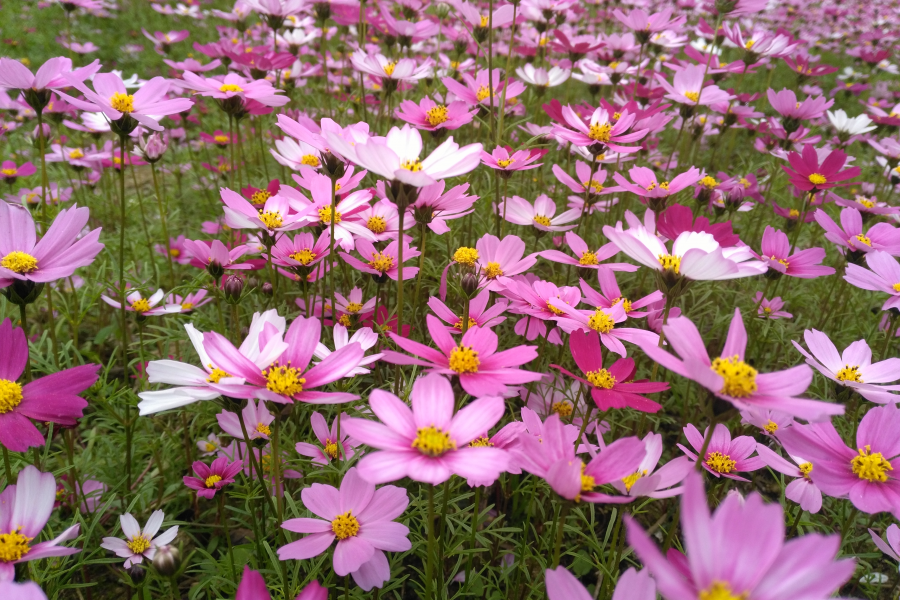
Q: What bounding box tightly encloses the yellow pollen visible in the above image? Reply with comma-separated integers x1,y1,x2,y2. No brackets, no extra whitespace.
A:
207,367,230,383
454,317,478,330
69,149,85,159
740,177,751,188
366,215,387,234
204,474,222,488
203,442,217,452
262,363,306,396
659,181,670,191
219,83,244,92
169,248,181,258
551,401,573,417
581,472,596,493
836,365,863,383
588,122,613,142
699,581,748,600
368,252,394,274
401,158,424,172
583,179,604,194
342,302,362,315
611,297,632,313
808,173,827,186
705,451,737,474
770,255,790,268
762,307,772,316
0,380,23,414
0,168,16,176
496,158,515,168
764,420,779,434
453,247,479,267
297,153,320,167
857,197,876,208
577,251,599,266
799,462,813,478
412,426,457,456
711,355,758,398
700,176,718,189
290,249,317,265
646,182,657,191
533,215,551,227
256,423,271,436
130,298,151,313
1,251,38,274
331,511,360,540
587,309,615,333
586,368,616,389
247,191,270,206
0,530,32,563
382,62,396,77
110,92,135,113
426,105,449,127
469,437,494,447
608,61,619,69
622,470,647,492
684,91,700,103
854,234,872,247
318,206,342,224
257,210,283,229
214,134,229,144
449,345,480,374
479,15,489,27
483,261,503,279
324,439,340,459
658,254,681,273
476,85,491,102
338,314,351,326
181,302,193,311
852,445,893,482
126,534,151,555
450,61,460,70
788,209,800,218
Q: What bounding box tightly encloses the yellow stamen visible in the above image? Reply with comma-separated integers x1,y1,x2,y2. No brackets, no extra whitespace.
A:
587,309,615,333
799,462,813,478
476,85,491,102
699,580,748,600
658,254,681,273
588,122,613,142
126,534,151,555
0,380,23,415
836,365,862,383
483,261,503,279
622,470,647,492
368,252,394,274
205,474,222,488
345,302,363,314
251,191,272,206
131,298,151,313
110,92,135,113
400,158,423,172
290,249,317,265
1,251,38,274
219,83,244,92
684,91,700,103
469,437,494,447
579,251,599,266
426,105,449,127
533,215,551,226
257,209,283,229
411,426,456,456
318,206,342,224
764,420,779,434
585,368,616,389
367,215,387,234
453,247,479,267
331,511,360,539
449,345,480,374
256,423,271,436
705,451,737,474
454,317,478,330
808,173,827,186
711,355,758,398
301,154,320,167
262,363,306,396
207,367,231,384
324,439,340,459
852,445,892,482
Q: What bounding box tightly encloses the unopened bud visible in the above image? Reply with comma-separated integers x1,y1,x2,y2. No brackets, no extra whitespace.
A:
126,563,146,582
223,275,244,302
152,545,180,576
207,261,225,280
261,282,273,297
461,273,479,296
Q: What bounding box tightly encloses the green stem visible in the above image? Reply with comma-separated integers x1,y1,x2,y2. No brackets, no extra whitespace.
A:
218,492,236,582
151,162,176,290
425,484,436,597
19,303,32,382
552,502,569,568
464,486,482,588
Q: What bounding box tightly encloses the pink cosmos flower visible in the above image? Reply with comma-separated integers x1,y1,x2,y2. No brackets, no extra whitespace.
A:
845,250,900,310
342,373,509,485
515,64,570,88
553,329,668,413
678,423,765,482
284,174,374,251
723,24,800,59
183,456,243,499
220,187,307,234
141,29,189,53
815,207,900,256
313,325,381,376
217,399,274,441
0,318,99,451
791,329,900,404
551,105,648,153
552,160,611,197
0,202,103,288
350,51,432,83
278,467,410,591
655,65,733,107
101,288,169,316
613,7,685,35
755,443,822,513
395,96,476,132
180,71,288,108
585,268,664,318
834,193,900,216
640,309,842,420
442,68,526,108
782,144,860,192
539,231,638,272
626,470,855,600
870,524,900,567
332,287,376,323
428,289,508,333
164,290,212,314
0,160,36,183
779,403,900,517
549,300,658,358
184,238,256,273
499,276,578,343
472,234,539,292
498,194,580,232
767,88,833,121
547,566,654,600
754,226,834,278
0,466,81,581
202,315,363,405
754,293,792,319
481,146,544,174
382,316,541,397
0,581,48,599
611,166,702,202
236,566,270,600
341,238,419,282
607,433,692,499
295,411,357,465
101,510,178,568
0,56,98,111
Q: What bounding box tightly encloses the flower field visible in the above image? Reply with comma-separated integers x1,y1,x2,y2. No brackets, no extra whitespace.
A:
1,0,900,598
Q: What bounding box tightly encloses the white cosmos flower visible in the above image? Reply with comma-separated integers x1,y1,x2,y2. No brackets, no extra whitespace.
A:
515,64,570,88
313,324,382,376
827,109,876,136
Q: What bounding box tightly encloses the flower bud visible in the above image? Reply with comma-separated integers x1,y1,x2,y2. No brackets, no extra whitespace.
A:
207,260,225,280
126,563,146,582
152,545,180,576
31,122,51,143
136,132,168,163
223,275,244,303
261,282,273,297
461,273,479,296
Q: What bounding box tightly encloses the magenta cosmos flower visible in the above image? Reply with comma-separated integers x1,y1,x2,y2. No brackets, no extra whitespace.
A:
639,308,842,420
340,238,420,282
279,467,410,591
553,330,668,413
551,105,648,153
203,315,363,405
442,68,526,108
0,160,35,184
0,318,99,451
626,471,855,600
395,96,476,131
678,423,765,482
815,207,900,256
0,466,81,581
754,293,792,319
295,411,357,465
586,268,663,318
782,144,860,192
611,166,702,201
779,403,900,517
100,510,178,568
540,231,638,272
754,226,834,279
607,433,692,499
183,456,243,499
428,289,507,333
549,300,657,358
845,250,900,310
0,202,103,289
481,146,544,174
217,399,274,441
342,373,509,485
382,315,541,397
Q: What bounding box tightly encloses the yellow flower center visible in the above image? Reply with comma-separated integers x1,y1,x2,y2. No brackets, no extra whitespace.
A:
483,261,503,279
110,92,135,113
799,462,813,478
699,581,748,600
450,61,460,70
449,345,480,374
318,206,342,224
0,379,23,415
588,309,615,333
205,474,222,488
382,61,396,76
453,247,479,267
705,451,737,474
338,314,351,326
479,15,489,27
684,91,700,103
496,158,515,168
836,365,862,383
588,122,613,142
368,252,394,273
551,401,573,417
207,367,231,384
740,177,751,188
788,209,800,218
711,355,758,398
857,197,876,208
214,134,229,144
808,173,827,186
323,438,340,459
0,530,32,563
367,215,387,234
290,249,317,265
699,176,718,189
657,254,681,273
181,302,194,311
611,297,632,313
345,302,363,314
69,149,85,159
203,442,217,452
401,158,423,172
852,445,893,482
533,215,551,226
764,420,779,434
300,154,320,167
126,534,151,555
257,209,283,230
454,317,478,330
219,83,244,92
583,179,604,194
131,298,151,313
476,85,491,102
251,190,271,205
262,363,306,396
469,436,494,447
426,105,449,127
579,251,599,266
854,234,872,246
256,423,271,436
331,511,360,540
0,168,16,176
608,61,620,69
412,426,457,456
1,251,38,274
585,368,616,389
622,470,647,492
169,248,181,258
